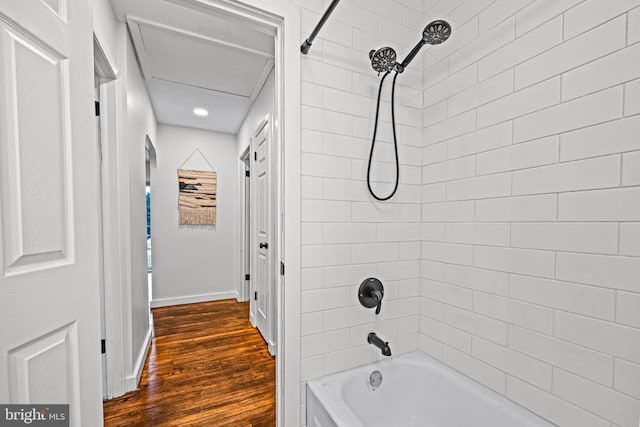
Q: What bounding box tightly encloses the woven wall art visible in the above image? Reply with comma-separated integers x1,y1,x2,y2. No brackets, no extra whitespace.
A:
177,169,217,225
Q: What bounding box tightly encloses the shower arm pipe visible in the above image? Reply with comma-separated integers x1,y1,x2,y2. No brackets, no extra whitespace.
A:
300,0,341,54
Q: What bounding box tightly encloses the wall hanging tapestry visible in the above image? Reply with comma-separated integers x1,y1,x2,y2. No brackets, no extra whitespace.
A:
177,168,217,225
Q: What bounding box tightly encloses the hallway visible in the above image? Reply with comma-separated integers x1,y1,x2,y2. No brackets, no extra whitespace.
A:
103,300,275,426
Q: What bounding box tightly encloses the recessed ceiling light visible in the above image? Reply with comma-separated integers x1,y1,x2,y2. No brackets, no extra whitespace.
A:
193,108,209,117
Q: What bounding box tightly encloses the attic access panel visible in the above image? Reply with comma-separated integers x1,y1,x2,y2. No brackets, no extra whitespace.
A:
136,21,273,98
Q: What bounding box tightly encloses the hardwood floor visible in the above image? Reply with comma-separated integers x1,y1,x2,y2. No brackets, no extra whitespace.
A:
103,300,275,427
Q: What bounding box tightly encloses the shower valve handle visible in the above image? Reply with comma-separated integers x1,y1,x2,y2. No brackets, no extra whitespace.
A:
358,278,385,315
371,290,383,314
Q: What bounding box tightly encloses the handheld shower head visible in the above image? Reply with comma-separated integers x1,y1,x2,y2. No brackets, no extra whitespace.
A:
369,46,397,74
365,19,452,202
398,19,452,70
423,20,452,45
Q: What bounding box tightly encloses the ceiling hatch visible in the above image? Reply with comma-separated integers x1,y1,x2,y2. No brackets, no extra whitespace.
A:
127,17,274,133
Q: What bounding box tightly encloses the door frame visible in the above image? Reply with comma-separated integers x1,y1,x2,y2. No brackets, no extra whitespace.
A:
98,0,301,423
93,32,127,399
167,1,301,424
238,146,251,304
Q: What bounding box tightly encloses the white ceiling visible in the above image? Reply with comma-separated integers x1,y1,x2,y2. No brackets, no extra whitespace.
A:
145,79,254,134
109,0,275,134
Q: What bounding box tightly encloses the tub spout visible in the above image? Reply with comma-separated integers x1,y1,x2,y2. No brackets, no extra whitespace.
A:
368,332,392,356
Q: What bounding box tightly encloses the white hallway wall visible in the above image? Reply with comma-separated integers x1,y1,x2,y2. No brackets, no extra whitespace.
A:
151,125,238,306
419,1,640,427
93,0,157,391
237,71,275,156
125,28,158,377
296,0,426,423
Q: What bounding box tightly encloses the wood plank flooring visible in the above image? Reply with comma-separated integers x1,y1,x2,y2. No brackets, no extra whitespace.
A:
103,300,275,427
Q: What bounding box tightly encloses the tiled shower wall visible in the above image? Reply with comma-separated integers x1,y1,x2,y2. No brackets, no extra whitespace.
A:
296,0,426,423
419,1,640,426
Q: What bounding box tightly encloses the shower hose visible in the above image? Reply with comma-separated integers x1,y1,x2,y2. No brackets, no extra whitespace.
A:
367,70,400,201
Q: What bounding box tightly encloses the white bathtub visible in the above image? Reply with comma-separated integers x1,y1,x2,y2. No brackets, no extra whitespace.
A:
306,352,556,427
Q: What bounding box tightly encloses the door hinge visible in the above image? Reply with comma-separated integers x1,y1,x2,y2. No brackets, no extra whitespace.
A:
101,339,106,354
254,151,257,161
245,273,250,281
254,291,257,301
245,170,250,177
280,261,285,275
95,101,100,116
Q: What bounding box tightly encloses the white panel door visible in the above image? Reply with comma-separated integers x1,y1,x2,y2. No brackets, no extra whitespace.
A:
0,1,103,425
252,121,271,345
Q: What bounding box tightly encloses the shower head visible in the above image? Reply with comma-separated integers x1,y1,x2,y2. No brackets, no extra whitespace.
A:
369,46,397,74
368,20,452,75
423,20,452,45
398,19,452,70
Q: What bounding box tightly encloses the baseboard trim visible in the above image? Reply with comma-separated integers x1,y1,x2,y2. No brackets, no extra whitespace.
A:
150,291,237,308
235,291,248,303
125,327,152,391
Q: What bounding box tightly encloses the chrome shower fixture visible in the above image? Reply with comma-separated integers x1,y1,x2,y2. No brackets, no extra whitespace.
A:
368,20,452,74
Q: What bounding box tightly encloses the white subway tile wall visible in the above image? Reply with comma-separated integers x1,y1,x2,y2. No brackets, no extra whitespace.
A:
420,2,640,427
296,0,640,426
296,0,425,423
